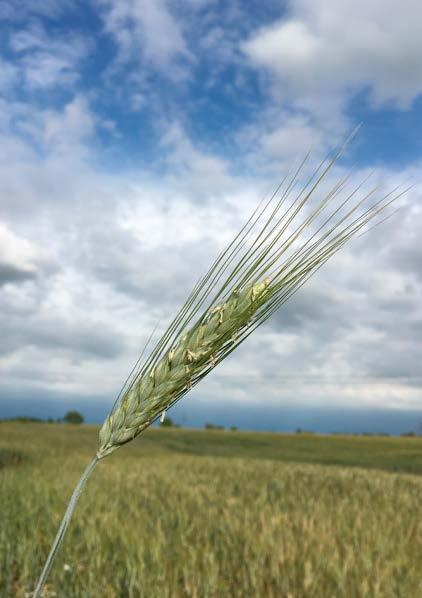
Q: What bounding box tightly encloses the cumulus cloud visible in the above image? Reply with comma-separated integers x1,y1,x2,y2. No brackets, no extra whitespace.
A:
0,95,420,410
157,121,242,197
0,223,41,285
98,0,194,79
0,1,420,422
243,0,422,116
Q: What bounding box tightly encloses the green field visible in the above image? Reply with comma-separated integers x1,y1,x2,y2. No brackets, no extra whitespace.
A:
1,423,421,597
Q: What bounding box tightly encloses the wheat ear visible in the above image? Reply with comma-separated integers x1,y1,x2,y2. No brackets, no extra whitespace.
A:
97,278,271,457
33,135,408,596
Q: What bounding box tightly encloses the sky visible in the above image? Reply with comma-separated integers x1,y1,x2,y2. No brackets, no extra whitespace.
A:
0,0,421,433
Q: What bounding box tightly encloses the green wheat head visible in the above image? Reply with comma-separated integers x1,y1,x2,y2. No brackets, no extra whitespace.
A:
97,133,406,459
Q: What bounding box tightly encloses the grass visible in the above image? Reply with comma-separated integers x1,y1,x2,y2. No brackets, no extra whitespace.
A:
0,447,27,469
1,422,422,596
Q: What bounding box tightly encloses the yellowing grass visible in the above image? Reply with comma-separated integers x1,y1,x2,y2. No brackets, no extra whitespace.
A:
1,424,422,596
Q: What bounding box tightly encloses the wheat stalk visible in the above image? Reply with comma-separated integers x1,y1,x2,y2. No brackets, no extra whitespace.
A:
33,136,407,596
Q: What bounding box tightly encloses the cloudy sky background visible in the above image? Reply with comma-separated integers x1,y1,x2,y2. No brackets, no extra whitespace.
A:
1,0,421,433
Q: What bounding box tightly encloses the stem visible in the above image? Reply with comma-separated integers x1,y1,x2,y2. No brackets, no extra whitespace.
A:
33,455,100,597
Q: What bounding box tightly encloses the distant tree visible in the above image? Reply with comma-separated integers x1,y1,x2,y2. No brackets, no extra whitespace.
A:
230,426,238,431
205,423,224,430
160,416,174,427
63,411,84,424
401,431,416,437
47,417,54,423
9,416,43,423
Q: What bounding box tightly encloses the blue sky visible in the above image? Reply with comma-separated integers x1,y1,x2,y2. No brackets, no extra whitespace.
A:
0,0,421,432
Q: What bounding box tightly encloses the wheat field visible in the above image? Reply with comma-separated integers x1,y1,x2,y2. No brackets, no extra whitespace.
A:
1,423,422,597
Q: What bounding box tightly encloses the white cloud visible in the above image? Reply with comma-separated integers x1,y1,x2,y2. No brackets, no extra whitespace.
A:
158,121,239,196
0,1,420,418
0,100,420,411
0,222,43,287
42,96,96,151
9,23,89,90
259,115,324,161
0,223,38,270
6,95,96,163
98,0,194,79
243,0,422,115
129,92,145,111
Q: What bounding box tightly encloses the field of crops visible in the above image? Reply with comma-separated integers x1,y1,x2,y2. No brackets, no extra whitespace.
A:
1,423,422,597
